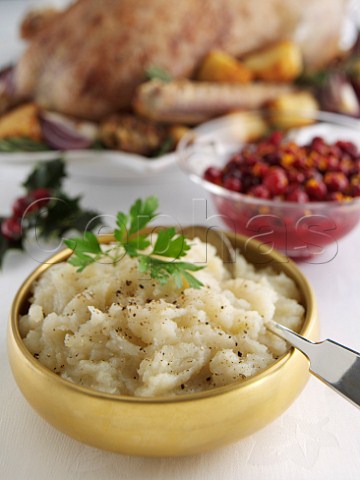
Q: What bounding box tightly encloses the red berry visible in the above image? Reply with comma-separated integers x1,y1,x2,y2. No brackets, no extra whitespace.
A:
30,188,51,208
324,171,349,193
287,169,305,184
251,162,269,177
248,185,271,199
351,184,360,197
335,140,358,158
305,178,327,200
1,217,22,241
12,196,30,218
286,186,309,203
223,176,242,192
268,131,283,146
311,137,327,155
204,167,222,185
263,167,288,195
327,192,344,202
326,155,340,171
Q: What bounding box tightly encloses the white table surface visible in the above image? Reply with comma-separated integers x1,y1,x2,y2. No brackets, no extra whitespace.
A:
1,2,360,479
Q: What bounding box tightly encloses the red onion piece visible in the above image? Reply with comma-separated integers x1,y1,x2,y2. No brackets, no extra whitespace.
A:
0,65,15,95
0,65,16,113
318,73,360,117
40,112,98,150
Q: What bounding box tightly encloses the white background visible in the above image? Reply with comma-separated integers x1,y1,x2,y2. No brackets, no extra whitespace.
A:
1,2,360,479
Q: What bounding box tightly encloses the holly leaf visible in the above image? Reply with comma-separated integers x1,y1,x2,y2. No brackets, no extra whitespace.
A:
23,158,66,192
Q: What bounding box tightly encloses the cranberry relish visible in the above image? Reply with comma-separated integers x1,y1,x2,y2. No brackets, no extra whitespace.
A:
204,132,360,203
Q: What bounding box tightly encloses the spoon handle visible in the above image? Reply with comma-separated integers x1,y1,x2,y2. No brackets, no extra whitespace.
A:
267,321,360,409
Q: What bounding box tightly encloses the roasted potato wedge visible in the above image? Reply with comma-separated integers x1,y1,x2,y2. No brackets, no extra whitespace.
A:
168,125,192,144
196,50,253,83
267,91,319,128
243,41,303,82
0,103,42,140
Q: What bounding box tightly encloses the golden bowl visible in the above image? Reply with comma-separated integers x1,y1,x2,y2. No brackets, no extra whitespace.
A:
8,231,318,456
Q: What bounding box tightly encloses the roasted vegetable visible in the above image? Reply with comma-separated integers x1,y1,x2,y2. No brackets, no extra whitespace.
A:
317,73,360,117
100,114,169,156
0,103,42,140
267,91,319,128
40,111,98,150
196,50,253,83
134,79,294,124
0,66,16,115
243,41,303,82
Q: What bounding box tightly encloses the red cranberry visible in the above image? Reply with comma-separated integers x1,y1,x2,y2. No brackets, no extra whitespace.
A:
327,192,344,201
351,184,360,197
1,217,22,241
324,172,349,193
336,140,358,158
268,131,283,146
350,160,360,177
305,168,323,182
286,186,309,203
204,167,222,185
251,162,269,177
248,185,271,199
223,177,242,192
263,152,281,166
326,155,340,171
310,136,327,154
263,167,288,195
305,179,327,200
242,173,260,192
243,154,258,166
338,157,353,175
287,169,305,184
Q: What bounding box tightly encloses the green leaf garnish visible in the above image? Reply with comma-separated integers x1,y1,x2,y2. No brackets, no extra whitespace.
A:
0,137,50,152
145,66,172,83
23,158,66,192
0,158,102,267
64,196,204,289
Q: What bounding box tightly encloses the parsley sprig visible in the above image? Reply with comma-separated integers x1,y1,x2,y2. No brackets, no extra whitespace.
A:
64,197,204,289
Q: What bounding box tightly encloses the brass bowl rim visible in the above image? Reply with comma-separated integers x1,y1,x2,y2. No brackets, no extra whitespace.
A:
9,231,317,405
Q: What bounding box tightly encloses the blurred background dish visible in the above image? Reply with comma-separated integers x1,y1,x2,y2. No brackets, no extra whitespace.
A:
1,0,360,175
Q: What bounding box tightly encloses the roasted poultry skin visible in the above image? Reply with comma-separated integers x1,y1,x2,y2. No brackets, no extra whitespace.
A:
13,0,347,121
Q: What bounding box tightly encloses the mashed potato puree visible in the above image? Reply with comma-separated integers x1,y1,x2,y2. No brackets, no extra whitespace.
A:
20,238,304,397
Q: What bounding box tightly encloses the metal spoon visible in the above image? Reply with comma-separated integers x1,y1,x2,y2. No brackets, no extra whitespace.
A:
181,225,360,409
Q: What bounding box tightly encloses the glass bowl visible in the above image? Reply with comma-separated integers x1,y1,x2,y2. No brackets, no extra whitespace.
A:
178,111,360,260
8,232,318,456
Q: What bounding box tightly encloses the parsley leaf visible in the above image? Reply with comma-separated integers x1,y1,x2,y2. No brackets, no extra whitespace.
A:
128,196,159,235
138,256,204,289
152,228,190,259
65,197,204,289
66,232,102,272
